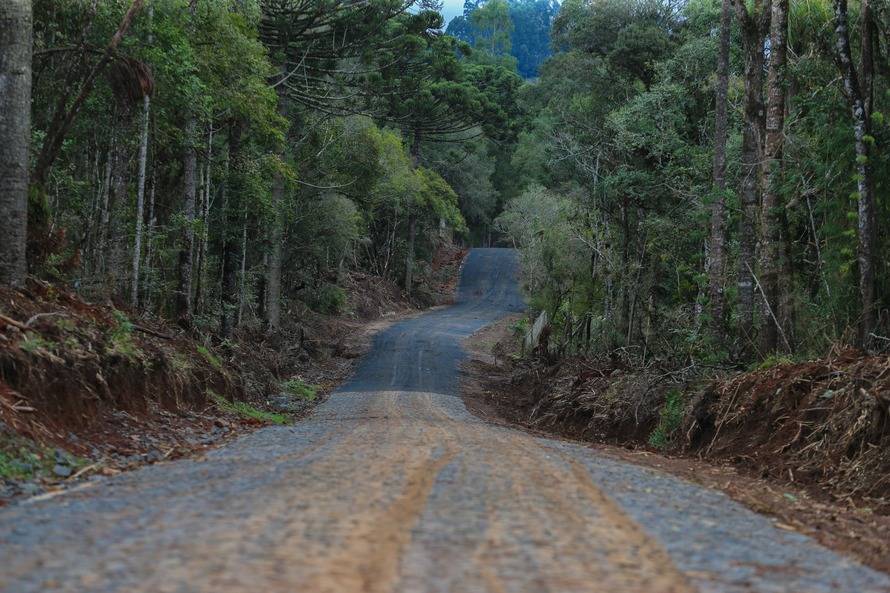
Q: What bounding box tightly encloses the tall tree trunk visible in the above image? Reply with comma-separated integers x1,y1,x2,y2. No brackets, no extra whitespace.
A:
707,0,733,339
194,124,214,314
0,0,32,287
618,196,632,344
405,214,417,295
83,147,104,281
175,0,199,325
266,172,285,329
238,211,248,324
860,0,874,117
405,129,422,296
130,93,150,306
834,0,876,346
107,130,130,296
143,170,156,310
95,142,114,281
265,76,290,331
221,222,239,338
216,144,230,306
130,5,153,307
735,1,769,353
220,123,243,338
176,116,198,324
759,0,790,353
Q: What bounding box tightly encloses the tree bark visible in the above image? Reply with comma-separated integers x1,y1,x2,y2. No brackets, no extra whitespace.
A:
265,80,289,331
130,93,150,306
405,129,422,296
220,123,243,338
238,211,248,324
860,0,874,116
143,170,156,309
107,129,130,296
759,0,789,353
216,143,230,306
266,171,285,329
735,0,769,351
83,147,104,281
405,213,417,296
0,0,32,287
175,0,199,325
130,6,153,307
833,0,876,346
707,0,733,339
175,116,198,324
618,195,632,346
94,142,114,281
194,124,214,314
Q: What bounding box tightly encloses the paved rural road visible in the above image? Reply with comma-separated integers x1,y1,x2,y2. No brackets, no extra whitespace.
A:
1,248,889,593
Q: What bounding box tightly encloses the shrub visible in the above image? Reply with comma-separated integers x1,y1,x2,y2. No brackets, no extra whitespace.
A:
106,310,143,362
196,345,223,370
208,391,289,425
308,283,347,315
282,378,318,401
649,388,686,449
750,353,795,372
511,317,530,338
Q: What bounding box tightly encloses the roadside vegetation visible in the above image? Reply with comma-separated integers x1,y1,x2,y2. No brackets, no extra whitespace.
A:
481,0,890,505
1,0,525,323
209,391,289,426
281,378,318,402
498,0,890,363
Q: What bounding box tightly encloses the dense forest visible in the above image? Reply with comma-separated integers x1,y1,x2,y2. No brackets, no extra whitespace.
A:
446,0,560,78
0,0,888,366
0,0,521,337
496,0,890,363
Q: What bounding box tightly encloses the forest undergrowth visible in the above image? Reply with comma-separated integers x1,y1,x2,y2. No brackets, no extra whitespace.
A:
467,321,890,514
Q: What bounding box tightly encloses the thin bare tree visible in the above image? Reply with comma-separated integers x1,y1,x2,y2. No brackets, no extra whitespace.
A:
131,5,154,306
759,0,790,352
735,0,770,350
833,0,876,346
175,0,199,324
707,0,733,339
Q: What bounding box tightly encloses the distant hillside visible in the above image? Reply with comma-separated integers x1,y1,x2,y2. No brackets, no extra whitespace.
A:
446,0,560,78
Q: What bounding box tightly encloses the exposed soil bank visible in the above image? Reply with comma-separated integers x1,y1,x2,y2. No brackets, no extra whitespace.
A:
462,316,890,574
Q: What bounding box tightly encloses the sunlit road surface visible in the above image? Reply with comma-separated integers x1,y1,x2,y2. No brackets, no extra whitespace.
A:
1,249,888,593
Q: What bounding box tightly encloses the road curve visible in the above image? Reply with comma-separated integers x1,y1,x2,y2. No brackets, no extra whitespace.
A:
1,248,888,593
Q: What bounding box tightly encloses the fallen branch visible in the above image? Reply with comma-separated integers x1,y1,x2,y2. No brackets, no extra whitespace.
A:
0,314,27,330
25,312,68,328
69,462,100,481
33,0,146,186
132,324,175,340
